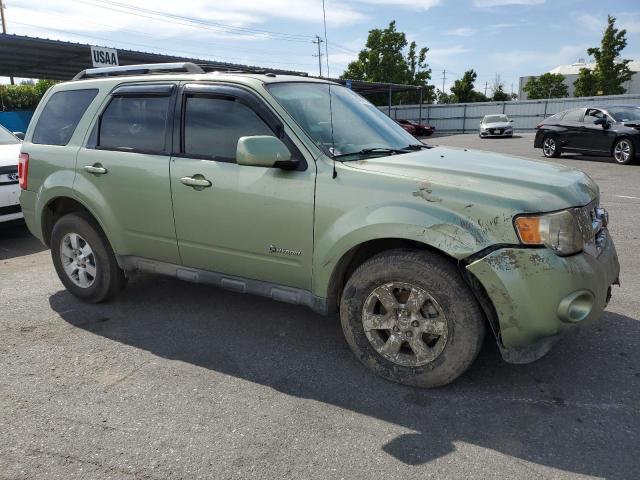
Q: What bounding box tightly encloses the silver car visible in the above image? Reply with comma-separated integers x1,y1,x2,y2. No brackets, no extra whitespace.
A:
479,114,513,138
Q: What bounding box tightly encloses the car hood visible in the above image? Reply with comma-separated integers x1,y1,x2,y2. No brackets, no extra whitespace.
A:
482,121,511,129
0,143,21,168
344,146,598,213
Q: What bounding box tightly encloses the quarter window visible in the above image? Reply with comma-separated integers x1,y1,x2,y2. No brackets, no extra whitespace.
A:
32,89,98,145
99,95,171,153
183,96,273,161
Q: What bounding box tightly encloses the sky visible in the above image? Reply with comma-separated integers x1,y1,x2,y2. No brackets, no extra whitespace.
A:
2,0,640,94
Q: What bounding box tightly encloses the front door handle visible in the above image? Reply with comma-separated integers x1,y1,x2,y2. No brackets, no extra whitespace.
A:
84,164,107,175
180,175,212,188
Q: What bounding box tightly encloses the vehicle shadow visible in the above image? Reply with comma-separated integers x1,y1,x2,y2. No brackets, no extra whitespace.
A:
49,274,639,478
0,220,47,260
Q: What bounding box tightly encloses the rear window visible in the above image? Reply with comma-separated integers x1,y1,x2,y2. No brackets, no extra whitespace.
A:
98,95,171,153
32,89,98,145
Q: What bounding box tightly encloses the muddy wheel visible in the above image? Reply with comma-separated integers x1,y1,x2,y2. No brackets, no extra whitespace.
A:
51,213,126,303
340,249,485,388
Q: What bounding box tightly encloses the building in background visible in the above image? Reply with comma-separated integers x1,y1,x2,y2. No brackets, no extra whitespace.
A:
518,59,640,100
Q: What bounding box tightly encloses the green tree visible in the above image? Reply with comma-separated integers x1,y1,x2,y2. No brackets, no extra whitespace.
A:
341,21,435,104
449,70,488,103
0,79,58,111
574,15,633,96
490,74,511,101
522,73,568,99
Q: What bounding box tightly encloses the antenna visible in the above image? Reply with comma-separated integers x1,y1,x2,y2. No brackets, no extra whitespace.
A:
321,0,337,179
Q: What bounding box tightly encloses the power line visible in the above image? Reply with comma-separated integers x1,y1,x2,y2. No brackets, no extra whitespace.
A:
8,20,318,68
71,0,314,43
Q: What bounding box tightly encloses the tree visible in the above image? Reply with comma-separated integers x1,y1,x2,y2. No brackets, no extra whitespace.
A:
523,73,568,99
0,79,58,111
449,70,488,103
574,15,633,96
492,85,511,101
341,21,435,104
490,74,511,101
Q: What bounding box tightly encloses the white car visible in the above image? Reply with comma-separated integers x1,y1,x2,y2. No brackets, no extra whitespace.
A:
479,114,514,138
0,125,23,223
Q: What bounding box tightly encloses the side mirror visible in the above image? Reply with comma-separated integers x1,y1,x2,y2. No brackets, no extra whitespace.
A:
12,131,25,140
236,135,294,169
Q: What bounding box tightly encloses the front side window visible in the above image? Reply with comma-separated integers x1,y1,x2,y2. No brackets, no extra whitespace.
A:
267,82,417,159
32,89,98,145
583,108,606,124
183,96,273,161
99,95,170,153
562,108,584,122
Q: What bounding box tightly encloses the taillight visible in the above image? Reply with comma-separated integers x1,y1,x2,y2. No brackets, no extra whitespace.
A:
535,123,543,129
18,152,29,190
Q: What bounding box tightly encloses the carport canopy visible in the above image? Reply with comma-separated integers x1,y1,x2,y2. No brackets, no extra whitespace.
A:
0,33,425,113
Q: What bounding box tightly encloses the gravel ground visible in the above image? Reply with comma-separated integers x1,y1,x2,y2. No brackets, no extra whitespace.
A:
1,133,638,479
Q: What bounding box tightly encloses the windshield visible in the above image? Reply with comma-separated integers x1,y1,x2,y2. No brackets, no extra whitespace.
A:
267,82,418,158
483,115,508,123
607,107,640,122
0,124,20,145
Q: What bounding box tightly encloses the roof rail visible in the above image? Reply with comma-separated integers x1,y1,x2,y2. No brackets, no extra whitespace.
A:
72,62,205,80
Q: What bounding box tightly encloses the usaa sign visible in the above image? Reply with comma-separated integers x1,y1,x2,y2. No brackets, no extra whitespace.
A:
90,46,119,68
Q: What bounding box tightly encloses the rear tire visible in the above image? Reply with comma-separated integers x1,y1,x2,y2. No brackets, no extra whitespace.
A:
542,136,561,158
51,213,126,303
612,138,635,165
339,249,485,388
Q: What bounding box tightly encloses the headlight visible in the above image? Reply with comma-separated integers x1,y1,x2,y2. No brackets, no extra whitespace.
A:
514,210,583,256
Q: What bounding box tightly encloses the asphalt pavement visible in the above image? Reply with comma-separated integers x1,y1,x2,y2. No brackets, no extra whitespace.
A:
1,133,638,479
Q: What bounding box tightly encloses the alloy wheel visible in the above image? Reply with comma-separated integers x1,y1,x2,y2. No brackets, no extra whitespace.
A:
614,140,631,163
362,282,448,367
60,233,97,288
543,137,556,157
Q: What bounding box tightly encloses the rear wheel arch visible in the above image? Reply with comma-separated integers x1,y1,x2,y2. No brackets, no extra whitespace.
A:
42,197,108,248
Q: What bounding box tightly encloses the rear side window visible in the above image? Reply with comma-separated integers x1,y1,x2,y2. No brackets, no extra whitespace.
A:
32,89,98,145
562,108,584,122
183,96,273,161
99,95,171,153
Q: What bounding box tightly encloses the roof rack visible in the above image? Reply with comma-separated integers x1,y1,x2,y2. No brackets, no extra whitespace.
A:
72,62,205,80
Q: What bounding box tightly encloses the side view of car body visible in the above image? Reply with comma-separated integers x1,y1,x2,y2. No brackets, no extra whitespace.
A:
397,119,434,136
534,105,640,164
0,125,24,223
479,114,513,138
19,63,620,388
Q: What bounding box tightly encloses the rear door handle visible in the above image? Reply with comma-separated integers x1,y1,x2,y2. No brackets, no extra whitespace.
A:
84,164,107,175
180,175,212,188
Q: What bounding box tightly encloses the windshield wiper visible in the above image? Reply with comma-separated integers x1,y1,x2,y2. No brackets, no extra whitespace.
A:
333,147,409,159
403,143,432,150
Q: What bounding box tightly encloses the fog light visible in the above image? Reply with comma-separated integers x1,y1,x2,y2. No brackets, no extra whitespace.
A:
557,290,594,323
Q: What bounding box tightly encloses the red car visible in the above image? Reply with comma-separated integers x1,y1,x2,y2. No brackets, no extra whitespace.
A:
397,119,435,136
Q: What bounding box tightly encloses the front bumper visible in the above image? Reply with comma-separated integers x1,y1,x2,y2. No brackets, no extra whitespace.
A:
466,230,619,356
480,128,513,137
0,183,23,222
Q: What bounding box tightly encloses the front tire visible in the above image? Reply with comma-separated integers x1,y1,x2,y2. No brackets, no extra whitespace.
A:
51,213,126,303
542,136,561,158
613,138,635,165
340,249,485,388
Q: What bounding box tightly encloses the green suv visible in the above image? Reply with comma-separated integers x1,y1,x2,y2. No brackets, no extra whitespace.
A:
19,63,620,387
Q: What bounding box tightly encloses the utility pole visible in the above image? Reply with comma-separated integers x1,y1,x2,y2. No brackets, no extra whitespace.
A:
484,81,488,97
440,69,446,93
0,0,14,84
312,35,324,77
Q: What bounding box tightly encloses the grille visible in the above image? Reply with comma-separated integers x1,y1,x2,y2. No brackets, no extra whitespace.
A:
0,204,21,216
